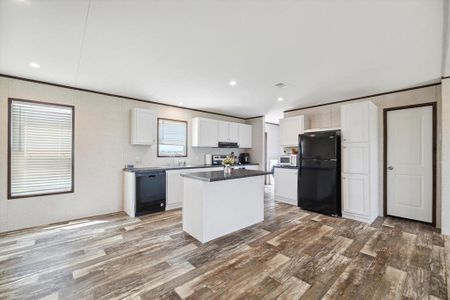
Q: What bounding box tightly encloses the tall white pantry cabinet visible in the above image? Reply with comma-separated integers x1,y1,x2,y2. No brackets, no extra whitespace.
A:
341,101,379,223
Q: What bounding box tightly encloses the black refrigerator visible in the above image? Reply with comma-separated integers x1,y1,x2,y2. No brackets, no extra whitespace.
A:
298,130,341,216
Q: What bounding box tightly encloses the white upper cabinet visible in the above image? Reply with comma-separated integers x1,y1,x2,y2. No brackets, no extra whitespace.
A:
218,121,229,142
218,121,239,143
229,123,239,143
279,115,309,146
341,102,369,143
238,123,252,148
131,108,156,145
192,117,219,147
193,117,252,148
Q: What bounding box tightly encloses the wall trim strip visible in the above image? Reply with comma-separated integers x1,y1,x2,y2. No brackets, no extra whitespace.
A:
284,82,441,113
0,74,250,120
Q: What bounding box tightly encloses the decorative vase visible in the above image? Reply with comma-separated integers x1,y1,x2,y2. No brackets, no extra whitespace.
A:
224,165,232,174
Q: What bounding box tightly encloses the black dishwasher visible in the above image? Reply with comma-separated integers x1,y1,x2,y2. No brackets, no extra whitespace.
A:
135,169,166,216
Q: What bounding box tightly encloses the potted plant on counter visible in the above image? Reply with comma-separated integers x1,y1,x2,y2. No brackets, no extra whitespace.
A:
222,155,235,174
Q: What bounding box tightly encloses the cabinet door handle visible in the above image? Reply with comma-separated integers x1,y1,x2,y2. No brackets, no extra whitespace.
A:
387,166,394,170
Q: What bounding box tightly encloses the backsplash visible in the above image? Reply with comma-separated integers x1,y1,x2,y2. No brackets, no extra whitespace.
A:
128,147,246,168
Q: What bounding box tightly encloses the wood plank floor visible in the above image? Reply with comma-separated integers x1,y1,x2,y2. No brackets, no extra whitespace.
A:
0,187,448,300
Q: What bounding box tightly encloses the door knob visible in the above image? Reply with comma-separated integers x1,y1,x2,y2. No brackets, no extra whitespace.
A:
387,166,394,170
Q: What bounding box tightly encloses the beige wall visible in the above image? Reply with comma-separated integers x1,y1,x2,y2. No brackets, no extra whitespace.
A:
246,117,265,171
285,85,442,228
0,77,249,232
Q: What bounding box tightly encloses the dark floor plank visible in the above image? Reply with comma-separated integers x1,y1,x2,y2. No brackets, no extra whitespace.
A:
0,188,446,300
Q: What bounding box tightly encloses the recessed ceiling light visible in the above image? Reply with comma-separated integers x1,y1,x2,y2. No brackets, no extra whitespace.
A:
179,102,184,106
229,80,237,86
29,62,40,69
277,97,284,102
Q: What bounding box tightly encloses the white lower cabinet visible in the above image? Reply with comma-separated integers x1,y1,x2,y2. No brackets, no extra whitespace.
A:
166,167,223,210
166,170,184,210
342,174,370,220
274,168,298,205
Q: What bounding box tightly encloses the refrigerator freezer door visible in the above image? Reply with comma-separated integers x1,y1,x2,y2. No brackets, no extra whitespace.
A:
300,131,338,160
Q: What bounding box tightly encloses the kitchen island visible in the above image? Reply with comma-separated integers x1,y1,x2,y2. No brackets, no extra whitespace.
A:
181,169,271,243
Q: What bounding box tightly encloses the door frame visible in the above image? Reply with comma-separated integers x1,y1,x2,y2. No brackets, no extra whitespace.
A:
383,102,437,226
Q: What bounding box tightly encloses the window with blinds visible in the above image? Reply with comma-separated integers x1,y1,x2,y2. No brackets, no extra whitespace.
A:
157,118,187,157
9,99,74,199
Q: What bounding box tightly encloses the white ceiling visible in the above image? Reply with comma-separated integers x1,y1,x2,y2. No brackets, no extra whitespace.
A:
0,0,446,123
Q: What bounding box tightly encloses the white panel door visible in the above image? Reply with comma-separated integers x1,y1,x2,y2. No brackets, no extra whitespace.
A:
341,102,369,143
387,106,433,223
342,174,370,216
342,144,369,174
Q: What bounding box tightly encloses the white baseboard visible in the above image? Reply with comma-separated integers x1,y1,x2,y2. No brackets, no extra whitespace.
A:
342,211,377,224
166,202,182,210
275,196,297,206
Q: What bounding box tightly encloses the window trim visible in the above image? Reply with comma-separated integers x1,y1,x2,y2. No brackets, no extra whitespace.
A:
7,98,75,200
157,117,188,158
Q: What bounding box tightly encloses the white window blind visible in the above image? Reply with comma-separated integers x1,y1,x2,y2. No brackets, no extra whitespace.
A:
158,118,187,157
9,100,74,198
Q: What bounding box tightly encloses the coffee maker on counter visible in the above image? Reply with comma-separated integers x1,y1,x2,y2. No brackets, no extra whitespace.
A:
238,153,250,164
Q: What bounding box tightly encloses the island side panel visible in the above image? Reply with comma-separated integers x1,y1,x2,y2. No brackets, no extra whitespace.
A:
182,177,205,242
202,176,264,243
123,171,136,217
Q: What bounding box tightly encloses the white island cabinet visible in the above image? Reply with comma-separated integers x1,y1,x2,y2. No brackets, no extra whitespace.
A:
181,169,269,243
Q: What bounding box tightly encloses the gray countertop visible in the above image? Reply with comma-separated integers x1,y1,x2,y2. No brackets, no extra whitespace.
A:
273,165,298,169
180,169,271,182
123,163,259,173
